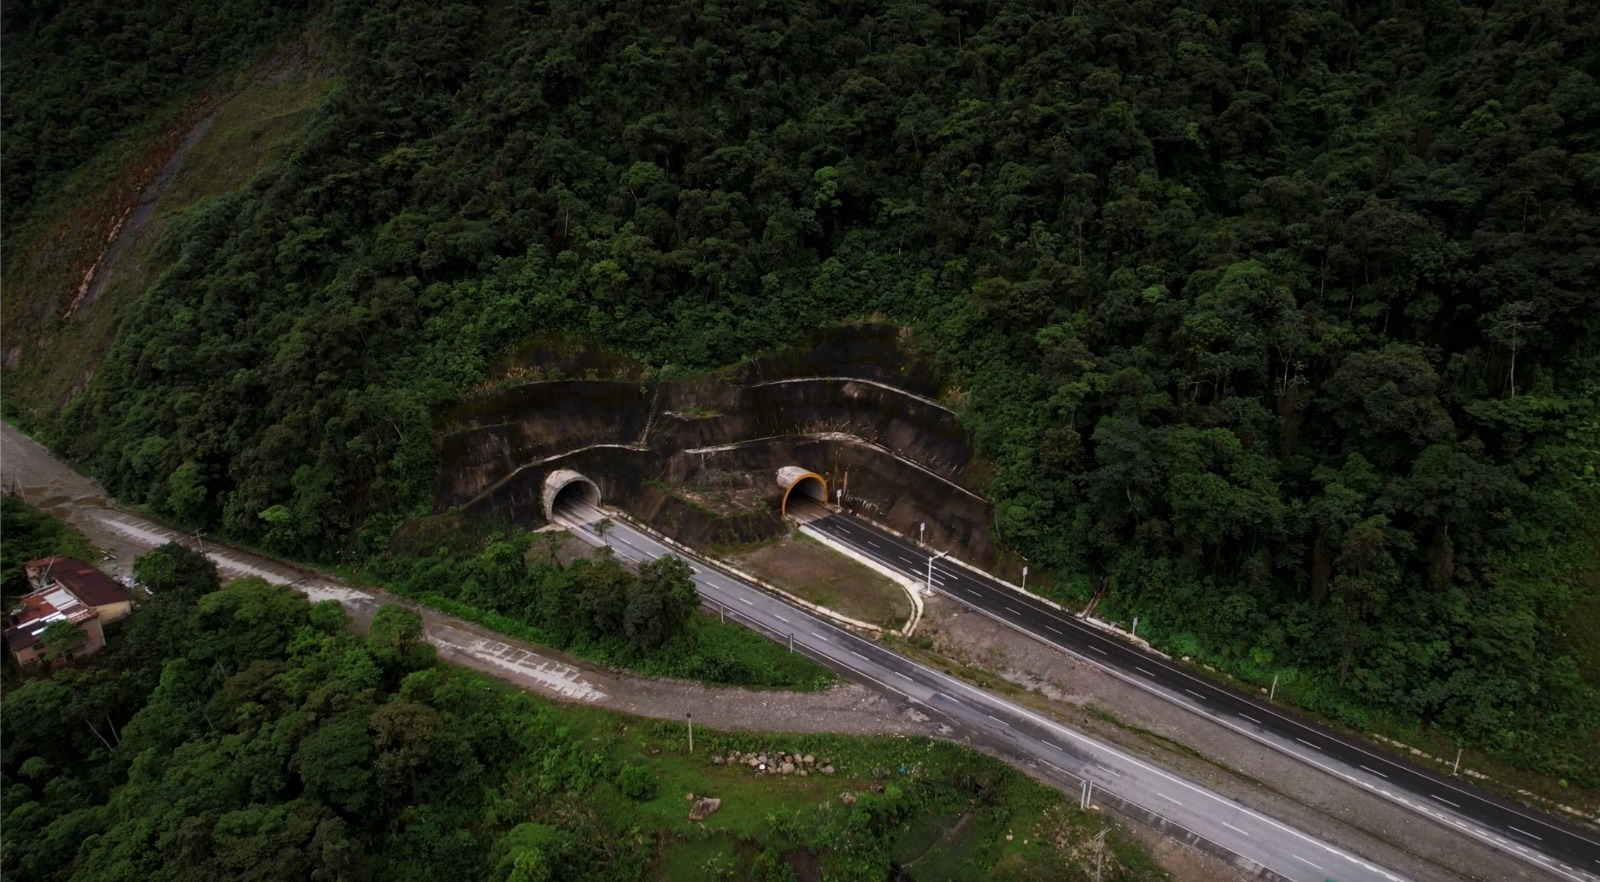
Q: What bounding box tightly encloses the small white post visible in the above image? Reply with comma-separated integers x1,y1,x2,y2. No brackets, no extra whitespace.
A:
919,521,925,544
1269,674,1278,701
927,555,934,596
1131,616,1139,638
788,632,794,653
686,713,693,753
1021,565,1029,592
1453,747,1462,776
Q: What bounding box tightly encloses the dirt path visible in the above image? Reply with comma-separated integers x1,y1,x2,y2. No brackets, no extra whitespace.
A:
0,422,934,739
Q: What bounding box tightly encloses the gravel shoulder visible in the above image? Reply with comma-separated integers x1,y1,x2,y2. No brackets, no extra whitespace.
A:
5,422,1534,881
919,595,1551,882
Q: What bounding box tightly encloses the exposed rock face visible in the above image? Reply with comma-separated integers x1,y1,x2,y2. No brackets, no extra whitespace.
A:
433,325,1001,568
689,797,722,821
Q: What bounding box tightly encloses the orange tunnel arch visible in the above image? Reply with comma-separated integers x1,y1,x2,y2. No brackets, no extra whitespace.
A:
776,467,828,517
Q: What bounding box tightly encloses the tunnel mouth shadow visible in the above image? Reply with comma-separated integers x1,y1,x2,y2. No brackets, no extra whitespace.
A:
778,469,827,517
545,469,602,523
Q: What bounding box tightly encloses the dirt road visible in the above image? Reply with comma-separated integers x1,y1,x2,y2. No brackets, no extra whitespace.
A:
0,422,932,736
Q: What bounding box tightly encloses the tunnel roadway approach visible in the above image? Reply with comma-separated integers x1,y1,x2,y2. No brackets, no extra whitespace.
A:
553,500,1409,882
802,510,1600,882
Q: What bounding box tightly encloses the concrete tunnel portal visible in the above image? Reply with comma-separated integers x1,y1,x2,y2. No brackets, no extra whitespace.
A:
544,469,602,522
776,466,828,517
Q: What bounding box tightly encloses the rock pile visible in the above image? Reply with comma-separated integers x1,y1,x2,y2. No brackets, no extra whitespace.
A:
715,749,835,776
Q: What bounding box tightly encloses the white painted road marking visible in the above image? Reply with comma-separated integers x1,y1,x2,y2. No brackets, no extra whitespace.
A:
1185,689,1204,699
1296,738,1322,751
1005,606,1020,615
1222,822,1250,836
1293,855,1323,871
1361,765,1389,779
851,651,869,661
1431,794,1460,808
1238,713,1260,724
1046,625,1062,634
774,614,790,623
1136,666,1155,677
1159,793,1183,806
1089,646,1107,655
738,597,753,606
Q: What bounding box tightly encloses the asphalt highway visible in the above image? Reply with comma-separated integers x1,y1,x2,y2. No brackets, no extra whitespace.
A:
557,500,1410,882
805,510,1600,881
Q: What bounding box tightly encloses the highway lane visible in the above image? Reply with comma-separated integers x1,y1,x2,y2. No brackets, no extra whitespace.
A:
558,501,1409,882
805,510,1600,881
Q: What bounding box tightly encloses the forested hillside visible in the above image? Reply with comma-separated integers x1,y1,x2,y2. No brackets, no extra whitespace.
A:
3,0,1596,784
2,544,1158,881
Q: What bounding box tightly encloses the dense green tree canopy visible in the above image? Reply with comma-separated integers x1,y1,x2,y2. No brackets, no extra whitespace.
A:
5,0,1598,782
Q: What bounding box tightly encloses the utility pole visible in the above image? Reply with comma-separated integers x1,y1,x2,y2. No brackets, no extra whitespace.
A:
686,713,693,753
1131,615,1139,638
926,551,946,597
1453,747,1463,776
919,521,925,544
1269,674,1278,701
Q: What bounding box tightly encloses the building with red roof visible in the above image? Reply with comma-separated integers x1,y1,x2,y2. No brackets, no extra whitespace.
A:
4,557,133,668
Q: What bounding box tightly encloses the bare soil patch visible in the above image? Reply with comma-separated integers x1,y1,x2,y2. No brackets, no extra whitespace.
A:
727,530,911,629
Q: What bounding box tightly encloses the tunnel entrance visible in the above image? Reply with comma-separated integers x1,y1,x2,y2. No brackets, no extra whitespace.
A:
544,469,602,523
776,466,828,518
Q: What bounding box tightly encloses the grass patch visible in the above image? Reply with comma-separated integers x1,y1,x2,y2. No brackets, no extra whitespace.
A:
728,529,912,629
520,703,1167,882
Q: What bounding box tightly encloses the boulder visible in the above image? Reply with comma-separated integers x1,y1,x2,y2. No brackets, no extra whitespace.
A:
820,765,835,775
710,755,724,765
781,762,795,774
803,754,815,765
839,792,857,806
689,798,722,822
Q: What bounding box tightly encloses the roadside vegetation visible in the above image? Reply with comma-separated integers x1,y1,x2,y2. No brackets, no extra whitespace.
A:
1,543,1160,882
0,496,98,608
3,0,1596,792
370,528,834,691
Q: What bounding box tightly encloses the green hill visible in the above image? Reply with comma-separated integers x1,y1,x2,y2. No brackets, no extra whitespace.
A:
2,0,1596,789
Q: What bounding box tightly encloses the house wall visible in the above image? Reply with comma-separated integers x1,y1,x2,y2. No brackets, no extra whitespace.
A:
79,617,106,655
95,600,133,624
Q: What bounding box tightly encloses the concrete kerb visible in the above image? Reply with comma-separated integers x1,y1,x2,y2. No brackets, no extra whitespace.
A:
796,523,924,637
604,511,890,637
839,508,1171,659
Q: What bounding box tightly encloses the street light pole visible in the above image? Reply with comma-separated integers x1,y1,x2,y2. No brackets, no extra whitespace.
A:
926,551,946,597
919,521,925,545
